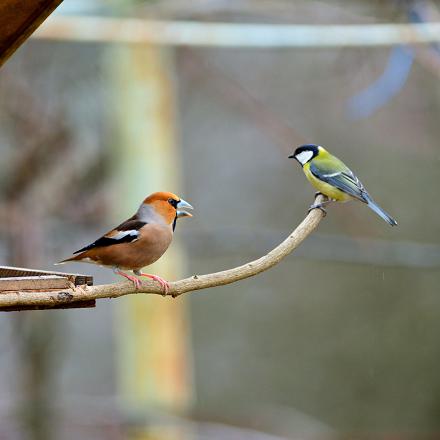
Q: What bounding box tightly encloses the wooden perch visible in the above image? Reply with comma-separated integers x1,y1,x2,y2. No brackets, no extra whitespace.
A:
0,266,94,311
0,195,325,311
0,0,64,68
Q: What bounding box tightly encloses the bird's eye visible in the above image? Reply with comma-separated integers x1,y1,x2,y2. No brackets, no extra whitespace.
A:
168,198,178,208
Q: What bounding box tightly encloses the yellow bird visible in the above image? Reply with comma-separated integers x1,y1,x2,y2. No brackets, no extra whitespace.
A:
289,144,397,226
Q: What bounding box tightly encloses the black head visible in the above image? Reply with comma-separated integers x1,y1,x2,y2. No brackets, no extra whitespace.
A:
288,144,320,166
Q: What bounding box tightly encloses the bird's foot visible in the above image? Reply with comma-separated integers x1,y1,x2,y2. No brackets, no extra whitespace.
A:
308,202,327,217
309,193,330,216
137,273,170,296
115,270,142,289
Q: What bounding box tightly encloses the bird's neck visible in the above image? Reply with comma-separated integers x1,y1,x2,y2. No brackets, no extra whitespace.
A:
317,147,330,159
137,204,170,227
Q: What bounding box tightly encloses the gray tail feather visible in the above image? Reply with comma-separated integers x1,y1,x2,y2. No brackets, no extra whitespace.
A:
365,196,397,226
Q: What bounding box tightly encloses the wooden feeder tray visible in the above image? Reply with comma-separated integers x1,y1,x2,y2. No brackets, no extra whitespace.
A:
0,266,94,311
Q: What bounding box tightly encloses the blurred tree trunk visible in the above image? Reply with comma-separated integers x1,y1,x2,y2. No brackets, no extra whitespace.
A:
108,40,193,439
8,201,57,440
1,81,71,440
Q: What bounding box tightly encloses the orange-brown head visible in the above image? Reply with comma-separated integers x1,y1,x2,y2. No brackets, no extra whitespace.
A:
140,191,193,227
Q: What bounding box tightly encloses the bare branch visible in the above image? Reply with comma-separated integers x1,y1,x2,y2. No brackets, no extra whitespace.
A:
0,195,325,310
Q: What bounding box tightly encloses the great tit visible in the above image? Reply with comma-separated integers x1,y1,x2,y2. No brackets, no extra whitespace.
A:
288,144,397,226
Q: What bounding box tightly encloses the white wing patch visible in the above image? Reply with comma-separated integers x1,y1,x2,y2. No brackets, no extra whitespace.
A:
111,230,140,240
295,150,314,165
322,171,341,177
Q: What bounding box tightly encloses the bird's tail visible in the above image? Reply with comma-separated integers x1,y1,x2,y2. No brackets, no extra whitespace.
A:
364,195,397,226
54,254,81,265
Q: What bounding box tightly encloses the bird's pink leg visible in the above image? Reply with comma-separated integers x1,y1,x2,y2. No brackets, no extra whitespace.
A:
114,269,141,289
135,272,170,295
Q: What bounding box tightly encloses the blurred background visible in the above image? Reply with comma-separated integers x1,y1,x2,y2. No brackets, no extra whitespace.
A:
0,0,439,439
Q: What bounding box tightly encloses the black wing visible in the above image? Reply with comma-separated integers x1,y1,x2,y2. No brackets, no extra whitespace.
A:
73,219,147,254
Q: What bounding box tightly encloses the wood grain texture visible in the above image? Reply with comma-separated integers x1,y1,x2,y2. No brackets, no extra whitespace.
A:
0,266,94,311
0,275,70,291
0,0,63,68
0,195,325,310
0,266,93,286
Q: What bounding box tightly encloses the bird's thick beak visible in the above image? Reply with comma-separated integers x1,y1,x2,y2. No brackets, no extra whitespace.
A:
288,153,295,159
176,198,193,218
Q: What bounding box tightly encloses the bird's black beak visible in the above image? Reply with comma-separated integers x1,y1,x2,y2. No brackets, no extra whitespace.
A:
288,154,295,159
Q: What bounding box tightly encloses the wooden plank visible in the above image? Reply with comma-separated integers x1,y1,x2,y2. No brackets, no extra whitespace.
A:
0,266,93,286
2,300,96,312
0,275,70,291
0,0,64,68
0,266,95,311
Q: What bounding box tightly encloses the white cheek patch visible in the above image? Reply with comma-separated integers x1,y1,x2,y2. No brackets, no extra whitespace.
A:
295,150,314,165
112,230,139,240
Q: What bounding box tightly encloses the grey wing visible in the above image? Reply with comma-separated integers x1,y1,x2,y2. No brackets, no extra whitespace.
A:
309,161,369,202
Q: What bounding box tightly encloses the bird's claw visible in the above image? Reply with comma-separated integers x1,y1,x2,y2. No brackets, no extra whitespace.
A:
150,275,170,296
132,277,142,289
137,273,170,296
115,270,142,289
126,275,141,290
308,203,327,216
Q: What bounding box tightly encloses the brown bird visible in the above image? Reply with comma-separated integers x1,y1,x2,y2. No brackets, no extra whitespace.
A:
57,191,193,293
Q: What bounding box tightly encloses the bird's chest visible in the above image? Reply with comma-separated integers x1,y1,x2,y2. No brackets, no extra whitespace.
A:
112,225,173,270
136,225,173,256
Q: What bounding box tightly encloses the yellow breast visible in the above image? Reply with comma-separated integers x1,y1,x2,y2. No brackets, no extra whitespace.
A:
303,162,352,202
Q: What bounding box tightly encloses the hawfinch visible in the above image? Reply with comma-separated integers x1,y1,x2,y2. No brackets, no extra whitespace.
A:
58,191,193,293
